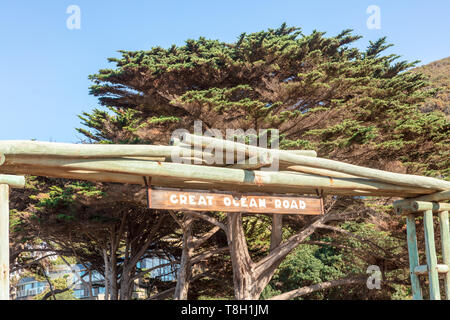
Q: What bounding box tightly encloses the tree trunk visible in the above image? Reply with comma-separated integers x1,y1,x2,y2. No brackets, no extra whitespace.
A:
110,251,118,299
119,234,133,300
102,249,110,300
174,215,195,300
183,207,333,300
120,277,134,300
227,212,260,300
87,270,93,300
225,211,332,300
270,214,282,252
119,262,136,300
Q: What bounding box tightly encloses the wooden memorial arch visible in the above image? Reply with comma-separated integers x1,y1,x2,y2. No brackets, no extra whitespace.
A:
0,133,448,300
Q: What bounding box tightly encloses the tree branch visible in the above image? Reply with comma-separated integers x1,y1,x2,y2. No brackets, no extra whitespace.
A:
191,226,221,249
268,276,367,300
191,247,228,264
254,212,332,275
184,211,226,231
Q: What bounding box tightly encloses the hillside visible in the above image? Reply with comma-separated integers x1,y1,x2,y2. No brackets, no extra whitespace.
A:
412,56,450,117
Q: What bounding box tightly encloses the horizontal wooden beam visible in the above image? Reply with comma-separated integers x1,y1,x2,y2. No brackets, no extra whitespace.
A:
228,153,273,170
0,164,429,197
284,164,360,179
181,133,450,191
395,191,450,206
0,174,25,188
288,150,317,157
0,140,206,160
394,201,450,214
2,156,436,197
414,264,449,275
172,136,317,158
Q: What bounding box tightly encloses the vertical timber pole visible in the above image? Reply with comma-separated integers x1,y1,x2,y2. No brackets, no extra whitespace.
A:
423,209,440,300
0,184,9,300
0,174,26,300
395,200,450,300
406,214,422,300
438,210,449,300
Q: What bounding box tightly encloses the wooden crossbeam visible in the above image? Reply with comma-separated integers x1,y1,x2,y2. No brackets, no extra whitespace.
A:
394,201,450,215
182,133,450,190
413,264,449,275
0,174,25,189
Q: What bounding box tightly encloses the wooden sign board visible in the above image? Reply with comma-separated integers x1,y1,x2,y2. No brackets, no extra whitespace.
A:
148,187,323,215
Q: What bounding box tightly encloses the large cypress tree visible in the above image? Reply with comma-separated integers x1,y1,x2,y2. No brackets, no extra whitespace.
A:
74,24,449,300
79,23,448,177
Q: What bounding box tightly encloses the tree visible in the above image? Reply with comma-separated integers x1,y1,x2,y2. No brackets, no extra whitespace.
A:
76,24,448,299
81,24,447,177
34,276,77,301
10,178,181,300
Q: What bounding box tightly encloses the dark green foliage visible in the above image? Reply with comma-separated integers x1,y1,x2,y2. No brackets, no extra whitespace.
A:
79,24,448,178
28,181,104,222
262,221,410,300
260,243,346,300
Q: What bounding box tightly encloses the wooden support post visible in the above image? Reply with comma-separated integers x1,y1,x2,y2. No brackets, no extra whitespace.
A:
423,210,440,300
406,214,422,300
0,175,24,300
270,214,283,252
438,210,449,300
0,184,9,300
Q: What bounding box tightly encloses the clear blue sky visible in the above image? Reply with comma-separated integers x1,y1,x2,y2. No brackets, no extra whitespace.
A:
0,0,449,143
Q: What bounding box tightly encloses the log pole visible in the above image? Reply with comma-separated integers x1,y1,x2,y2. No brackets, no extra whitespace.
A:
181,133,450,190
423,210,441,300
0,174,26,189
406,214,423,300
2,156,435,196
438,210,449,300
0,184,9,300
0,174,25,300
